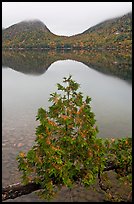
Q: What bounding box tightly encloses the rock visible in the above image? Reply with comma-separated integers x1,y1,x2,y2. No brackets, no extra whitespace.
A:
17,143,24,148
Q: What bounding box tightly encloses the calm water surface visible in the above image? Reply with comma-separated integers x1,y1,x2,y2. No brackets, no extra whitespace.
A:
2,51,132,202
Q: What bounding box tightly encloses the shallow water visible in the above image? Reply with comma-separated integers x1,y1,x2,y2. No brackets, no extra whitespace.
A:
2,51,132,202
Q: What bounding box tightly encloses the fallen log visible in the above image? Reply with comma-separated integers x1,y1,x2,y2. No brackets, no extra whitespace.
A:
2,182,42,201
2,162,130,201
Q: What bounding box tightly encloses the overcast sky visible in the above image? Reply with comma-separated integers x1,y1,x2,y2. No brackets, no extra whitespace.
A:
2,2,132,36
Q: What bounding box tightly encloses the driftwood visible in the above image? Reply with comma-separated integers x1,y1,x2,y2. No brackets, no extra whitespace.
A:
2,162,128,201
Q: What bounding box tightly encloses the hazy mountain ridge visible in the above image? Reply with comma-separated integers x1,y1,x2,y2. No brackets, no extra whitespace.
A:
82,12,132,34
2,20,51,36
2,12,132,52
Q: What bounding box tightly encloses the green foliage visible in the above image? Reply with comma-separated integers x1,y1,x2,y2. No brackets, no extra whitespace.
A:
104,138,132,177
17,76,132,201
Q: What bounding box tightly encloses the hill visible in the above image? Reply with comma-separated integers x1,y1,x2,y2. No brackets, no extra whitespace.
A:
82,12,132,34
67,12,132,52
2,12,132,53
2,20,51,36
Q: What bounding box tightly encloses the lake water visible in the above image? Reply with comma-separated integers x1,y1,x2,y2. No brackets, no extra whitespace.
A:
2,50,132,202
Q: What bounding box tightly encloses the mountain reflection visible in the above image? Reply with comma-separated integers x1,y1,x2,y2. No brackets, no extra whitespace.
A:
2,49,132,81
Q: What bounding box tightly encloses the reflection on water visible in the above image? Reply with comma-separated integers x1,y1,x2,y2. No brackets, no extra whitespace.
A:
2,49,132,81
2,50,132,202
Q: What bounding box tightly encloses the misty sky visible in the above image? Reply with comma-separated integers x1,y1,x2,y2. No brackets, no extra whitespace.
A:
2,2,132,36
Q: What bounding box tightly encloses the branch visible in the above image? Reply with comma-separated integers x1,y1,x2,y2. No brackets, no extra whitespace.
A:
103,161,119,172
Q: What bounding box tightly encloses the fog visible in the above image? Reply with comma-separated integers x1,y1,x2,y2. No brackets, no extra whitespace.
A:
2,2,132,36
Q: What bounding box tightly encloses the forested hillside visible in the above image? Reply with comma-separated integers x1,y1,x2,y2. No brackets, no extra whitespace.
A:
2,12,132,53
